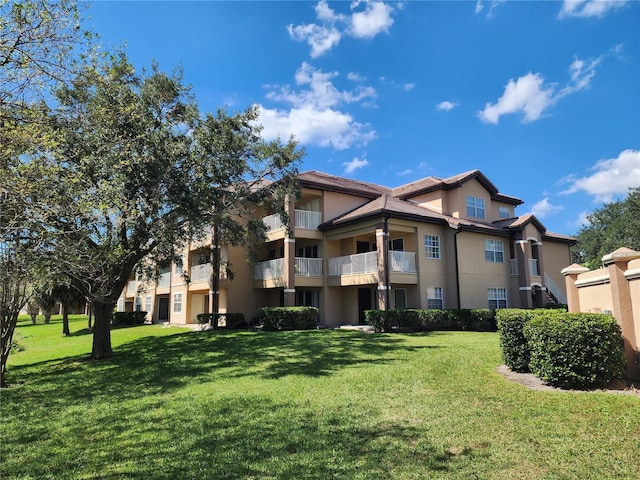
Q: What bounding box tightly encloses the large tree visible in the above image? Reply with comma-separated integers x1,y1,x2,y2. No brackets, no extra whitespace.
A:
572,188,640,269
29,53,302,359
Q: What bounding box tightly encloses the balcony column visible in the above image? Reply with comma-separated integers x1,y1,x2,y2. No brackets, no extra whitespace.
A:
209,226,221,327
376,221,390,310
516,237,533,308
283,196,296,307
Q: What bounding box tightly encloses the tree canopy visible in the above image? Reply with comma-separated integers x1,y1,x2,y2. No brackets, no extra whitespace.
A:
572,188,640,269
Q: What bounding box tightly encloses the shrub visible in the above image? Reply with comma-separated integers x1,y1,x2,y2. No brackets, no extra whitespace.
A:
111,311,147,326
196,312,247,329
365,309,496,333
496,309,536,373
524,312,625,389
257,307,318,331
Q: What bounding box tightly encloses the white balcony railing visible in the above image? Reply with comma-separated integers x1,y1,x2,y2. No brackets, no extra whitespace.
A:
262,209,323,233
295,257,323,277
190,263,212,283
545,272,567,305
510,259,518,276
389,251,417,273
157,273,170,288
254,258,285,280
328,251,378,276
529,258,540,276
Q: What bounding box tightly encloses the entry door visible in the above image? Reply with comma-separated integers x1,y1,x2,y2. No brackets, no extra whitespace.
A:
357,288,372,325
158,297,169,322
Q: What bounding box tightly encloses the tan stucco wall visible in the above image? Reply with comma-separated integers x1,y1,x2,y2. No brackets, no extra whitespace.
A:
448,179,489,220
457,231,511,308
322,191,371,222
542,241,572,298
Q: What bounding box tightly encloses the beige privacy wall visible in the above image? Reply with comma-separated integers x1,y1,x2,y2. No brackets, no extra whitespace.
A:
563,248,640,380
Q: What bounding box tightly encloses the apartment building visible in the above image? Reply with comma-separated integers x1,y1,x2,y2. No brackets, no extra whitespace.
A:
118,169,575,327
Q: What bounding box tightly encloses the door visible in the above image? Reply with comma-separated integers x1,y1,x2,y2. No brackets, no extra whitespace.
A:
357,288,372,324
158,297,169,322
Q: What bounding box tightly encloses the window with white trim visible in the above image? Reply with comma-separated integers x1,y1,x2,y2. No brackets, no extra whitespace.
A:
466,195,485,219
488,288,507,309
484,239,504,263
173,293,183,313
135,297,142,312
427,287,443,309
499,206,511,219
424,235,441,259
145,295,152,313
117,298,124,312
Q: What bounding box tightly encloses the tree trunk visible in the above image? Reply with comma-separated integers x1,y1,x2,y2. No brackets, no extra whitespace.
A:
30,314,36,325
87,301,93,330
62,303,70,336
1,312,19,388
91,301,114,359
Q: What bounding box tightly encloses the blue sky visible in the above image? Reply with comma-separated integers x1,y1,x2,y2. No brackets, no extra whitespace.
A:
85,0,639,236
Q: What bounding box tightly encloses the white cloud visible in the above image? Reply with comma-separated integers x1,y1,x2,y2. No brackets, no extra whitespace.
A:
348,72,366,82
478,73,555,124
349,1,395,39
403,83,416,92
343,157,370,174
528,197,564,219
561,149,640,202
474,1,505,17
287,23,342,58
257,105,375,150
257,63,377,150
479,53,604,124
437,101,459,111
289,1,397,57
559,0,627,18
397,168,413,176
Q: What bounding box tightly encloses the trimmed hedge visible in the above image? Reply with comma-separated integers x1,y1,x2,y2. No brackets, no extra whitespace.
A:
365,309,496,333
111,311,147,326
496,309,537,373
257,307,318,331
196,313,247,329
524,312,625,389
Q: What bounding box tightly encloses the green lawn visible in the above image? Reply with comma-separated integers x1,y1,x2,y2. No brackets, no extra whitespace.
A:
2,316,638,479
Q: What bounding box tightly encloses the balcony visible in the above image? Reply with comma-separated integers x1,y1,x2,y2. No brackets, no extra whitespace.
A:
157,272,170,288
529,258,540,276
254,257,324,280
295,257,323,277
254,258,285,280
328,251,378,276
389,251,417,273
262,209,323,233
190,263,212,283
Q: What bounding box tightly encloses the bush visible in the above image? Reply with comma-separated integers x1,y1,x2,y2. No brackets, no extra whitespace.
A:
364,309,496,333
196,312,247,329
257,307,318,331
524,312,625,389
111,311,147,326
496,309,536,373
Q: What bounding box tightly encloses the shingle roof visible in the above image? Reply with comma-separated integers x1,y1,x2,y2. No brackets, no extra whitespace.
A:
298,171,390,199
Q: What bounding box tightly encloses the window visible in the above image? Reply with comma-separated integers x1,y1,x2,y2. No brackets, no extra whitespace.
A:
427,287,443,309
175,257,183,275
466,195,485,219
117,298,124,312
296,245,319,258
296,290,319,308
499,206,511,219
488,288,507,309
135,297,142,312
173,293,183,313
393,289,407,310
424,235,441,259
145,295,152,313
389,237,404,251
484,239,504,263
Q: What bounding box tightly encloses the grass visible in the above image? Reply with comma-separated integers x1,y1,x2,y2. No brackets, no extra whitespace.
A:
1,316,639,479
